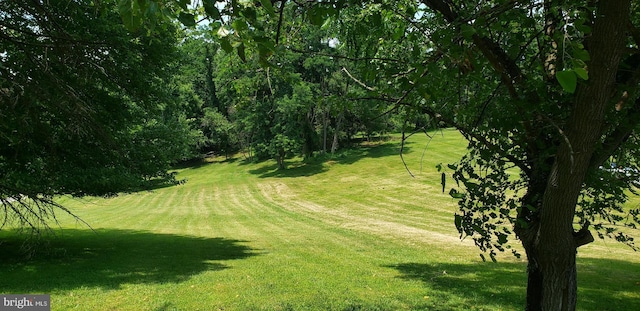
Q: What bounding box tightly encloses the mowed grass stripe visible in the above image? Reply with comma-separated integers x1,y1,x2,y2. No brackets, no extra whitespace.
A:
335,195,456,231
205,182,325,247
1,130,637,311
256,180,473,250
260,172,459,235
195,178,439,308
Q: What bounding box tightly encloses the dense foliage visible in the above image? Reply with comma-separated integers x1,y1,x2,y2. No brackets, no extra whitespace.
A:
120,0,640,309
176,20,400,168
0,0,200,234
3,0,640,309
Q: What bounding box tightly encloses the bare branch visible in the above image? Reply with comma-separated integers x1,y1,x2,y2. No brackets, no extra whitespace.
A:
341,67,376,91
400,131,416,178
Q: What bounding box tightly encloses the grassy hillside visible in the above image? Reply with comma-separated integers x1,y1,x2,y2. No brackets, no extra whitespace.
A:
1,129,638,310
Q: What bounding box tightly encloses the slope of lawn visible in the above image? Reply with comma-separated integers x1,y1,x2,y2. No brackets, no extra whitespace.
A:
1,129,639,310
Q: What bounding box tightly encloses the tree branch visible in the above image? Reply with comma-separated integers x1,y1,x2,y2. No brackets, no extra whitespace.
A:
421,0,523,98
573,221,595,247
590,98,640,169
288,47,402,63
275,0,286,45
341,67,375,91
415,104,531,175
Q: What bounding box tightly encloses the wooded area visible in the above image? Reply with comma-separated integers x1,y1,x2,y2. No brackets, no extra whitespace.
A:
2,1,640,310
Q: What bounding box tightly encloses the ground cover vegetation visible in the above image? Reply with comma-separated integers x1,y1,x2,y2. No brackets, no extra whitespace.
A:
1,132,638,310
119,1,640,309
2,0,640,309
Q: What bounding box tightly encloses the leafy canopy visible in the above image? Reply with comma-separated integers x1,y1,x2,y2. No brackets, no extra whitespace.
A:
1,0,201,234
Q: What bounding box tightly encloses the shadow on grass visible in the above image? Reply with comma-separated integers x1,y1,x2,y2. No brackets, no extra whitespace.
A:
247,139,413,178
247,160,329,178
0,229,256,292
331,139,413,166
388,257,640,311
387,261,526,310
172,156,240,170
576,257,640,311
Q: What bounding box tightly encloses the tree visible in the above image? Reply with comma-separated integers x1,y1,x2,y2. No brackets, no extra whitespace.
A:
0,0,200,238
173,26,235,156
122,1,640,309
214,45,316,168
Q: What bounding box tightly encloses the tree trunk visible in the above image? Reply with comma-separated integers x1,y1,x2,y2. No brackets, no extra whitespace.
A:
276,147,286,170
302,110,316,160
322,108,328,154
521,1,629,309
331,111,343,154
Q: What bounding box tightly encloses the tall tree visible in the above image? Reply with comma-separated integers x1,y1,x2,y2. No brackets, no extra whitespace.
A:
0,0,200,236
122,0,640,309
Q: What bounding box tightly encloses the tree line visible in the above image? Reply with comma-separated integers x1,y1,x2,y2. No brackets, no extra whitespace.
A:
178,25,421,168
0,0,418,235
3,0,640,309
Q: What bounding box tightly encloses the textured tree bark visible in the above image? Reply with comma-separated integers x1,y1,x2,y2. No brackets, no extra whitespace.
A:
523,1,630,310
423,0,630,308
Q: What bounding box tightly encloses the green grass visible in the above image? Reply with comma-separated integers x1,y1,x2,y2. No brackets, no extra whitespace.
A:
1,129,639,310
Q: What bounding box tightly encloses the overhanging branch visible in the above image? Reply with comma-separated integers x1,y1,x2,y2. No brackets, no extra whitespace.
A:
415,104,531,175
421,0,523,98
573,221,595,247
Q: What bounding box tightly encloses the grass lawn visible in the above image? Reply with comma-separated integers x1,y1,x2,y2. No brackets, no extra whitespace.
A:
1,129,639,310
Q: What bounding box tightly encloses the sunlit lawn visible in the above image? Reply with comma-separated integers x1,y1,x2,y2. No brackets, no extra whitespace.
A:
1,129,638,310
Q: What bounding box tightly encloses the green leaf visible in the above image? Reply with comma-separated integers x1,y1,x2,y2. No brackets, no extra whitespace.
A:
120,10,141,31
556,70,577,93
449,188,465,199
258,0,276,16
232,19,249,32
203,0,222,20
574,67,589,80
576,24,592,34
307,7,326,26
237,42,247,62
241,7,257,22
178,12,196,27
118,0,142,31
145,1,158,16
177,0,190,10
321,16,333,30
219,37,233,53
573,48,590,61
454,214,463,231
441,172,446,193
392,26,406,40
460,24,476,40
